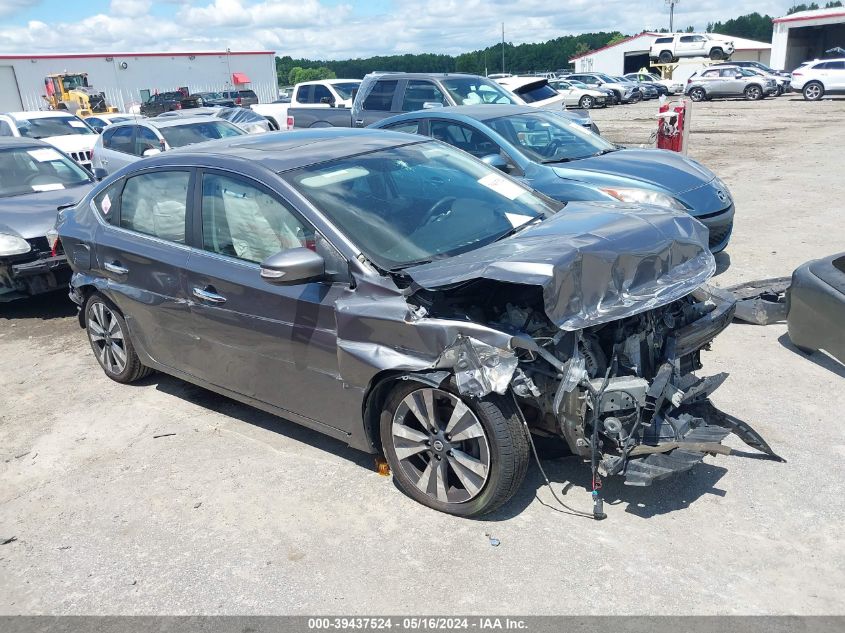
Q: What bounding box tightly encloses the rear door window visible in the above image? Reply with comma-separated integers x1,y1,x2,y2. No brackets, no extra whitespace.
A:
428,120,500,159
313,84,333,104
383,120,421,134
135,127,160,156
362,80,398,111
103,126,134,154
401,81,446,111
119,170,190,243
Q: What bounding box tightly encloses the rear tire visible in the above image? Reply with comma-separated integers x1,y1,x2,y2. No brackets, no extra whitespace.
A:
381,381,529,517
658,51,673,64
803,81,824,101
84,293,153,384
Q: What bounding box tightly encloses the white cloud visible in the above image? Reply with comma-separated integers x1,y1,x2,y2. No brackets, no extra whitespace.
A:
0,0,39,19
0,0,789,58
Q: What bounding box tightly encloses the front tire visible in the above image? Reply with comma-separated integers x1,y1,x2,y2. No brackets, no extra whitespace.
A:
85,293,153,384
803,81,824,101
745,84,763,100
579,95,594,109
381,382,529,517
709,48,725,61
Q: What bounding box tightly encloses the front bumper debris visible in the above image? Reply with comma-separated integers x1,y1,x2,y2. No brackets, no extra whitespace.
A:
0,255,70,300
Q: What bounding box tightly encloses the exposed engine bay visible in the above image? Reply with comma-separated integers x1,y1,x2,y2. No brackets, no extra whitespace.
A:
410,279,783,495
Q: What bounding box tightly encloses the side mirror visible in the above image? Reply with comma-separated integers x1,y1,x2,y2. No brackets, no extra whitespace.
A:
422,101,444,109
92,167,108,181
481,154,509,172
260,248,325,285
735,73,743,79
142,148,161,157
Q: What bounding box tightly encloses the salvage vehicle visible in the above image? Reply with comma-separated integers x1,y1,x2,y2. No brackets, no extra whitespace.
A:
623,72,683,95
494,76,571,108
286,72,596,133
685,66,778,101
789,58,845,101
788,253,845,364
0,111,97,170
547,79,609,109
708,63,790,96
139,92,188,117
649,33,735,63
0,138,94,300
371,105,735,252
56,129,779,517
157,107,273,134
620,73,669,97
190,92,236,108
220,89,259,108
252,79,361,131
91,116,246,175
561,73,642,104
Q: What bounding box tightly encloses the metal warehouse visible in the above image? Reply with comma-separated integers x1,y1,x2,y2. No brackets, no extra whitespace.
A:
569,32,772,83
771,7,845,70
0,50,277,113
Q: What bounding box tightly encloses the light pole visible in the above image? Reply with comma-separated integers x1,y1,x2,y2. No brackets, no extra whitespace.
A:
501,23,505,74
666,0,680,33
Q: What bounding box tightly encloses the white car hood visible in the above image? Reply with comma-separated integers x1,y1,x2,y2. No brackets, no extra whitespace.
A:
42,134,97,154
527,94,568,108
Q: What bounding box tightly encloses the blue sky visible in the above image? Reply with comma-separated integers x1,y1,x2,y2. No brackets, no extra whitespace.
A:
0,0,793,58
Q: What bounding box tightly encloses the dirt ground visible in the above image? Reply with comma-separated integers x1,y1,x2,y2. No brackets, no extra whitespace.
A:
1,94,844,615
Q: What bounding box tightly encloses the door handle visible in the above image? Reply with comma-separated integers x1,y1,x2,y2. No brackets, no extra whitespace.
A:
104,261,128,275
354,119,364,126
192,286,227,304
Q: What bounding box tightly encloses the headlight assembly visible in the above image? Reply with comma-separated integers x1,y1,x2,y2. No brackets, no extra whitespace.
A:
0,234,31,256
600,187,688,211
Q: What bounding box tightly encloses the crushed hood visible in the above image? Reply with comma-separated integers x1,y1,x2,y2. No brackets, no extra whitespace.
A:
406,201,715,331
553,149,716,196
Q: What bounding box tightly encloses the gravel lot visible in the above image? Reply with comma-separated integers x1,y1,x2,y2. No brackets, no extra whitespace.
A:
1,95,844,615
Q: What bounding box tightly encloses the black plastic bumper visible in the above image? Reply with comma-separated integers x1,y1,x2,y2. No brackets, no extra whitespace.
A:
787,253,845,363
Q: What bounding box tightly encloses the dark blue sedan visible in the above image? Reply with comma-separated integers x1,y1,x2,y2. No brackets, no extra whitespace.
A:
370,105,734,252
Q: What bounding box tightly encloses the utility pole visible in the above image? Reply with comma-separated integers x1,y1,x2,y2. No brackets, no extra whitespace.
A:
501,23,505,73
666,0,680,32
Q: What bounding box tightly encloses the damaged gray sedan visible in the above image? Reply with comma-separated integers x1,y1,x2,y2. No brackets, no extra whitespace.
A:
56,129,780,517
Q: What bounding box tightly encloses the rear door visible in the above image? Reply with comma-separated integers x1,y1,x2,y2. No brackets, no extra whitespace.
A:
93,168,194,370
97,125,136,173
180,168,356,430
354,79,400,127
698,69,723,95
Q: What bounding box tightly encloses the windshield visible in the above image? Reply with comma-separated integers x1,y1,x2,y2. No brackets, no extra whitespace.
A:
286,142,558,270
595,74,618,83
62,74,88,89
15,116,95,139
569,80,590,89
159,120,246,148
440,78,519,105
739,68,757,77
515,82,559,103
0,146,91,198
333,82,360,99
200,92,223,99
486,111,616,164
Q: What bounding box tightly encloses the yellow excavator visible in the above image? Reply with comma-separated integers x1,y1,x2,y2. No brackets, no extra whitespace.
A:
43,72,118,117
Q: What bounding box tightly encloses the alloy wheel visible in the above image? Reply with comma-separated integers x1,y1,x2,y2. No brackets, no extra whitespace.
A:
391,388,491,504
87,301,127,375
804,83,823,100
746,85,762,100
580,95,593,108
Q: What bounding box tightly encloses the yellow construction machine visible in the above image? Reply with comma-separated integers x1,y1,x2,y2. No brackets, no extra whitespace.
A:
43,72,118,117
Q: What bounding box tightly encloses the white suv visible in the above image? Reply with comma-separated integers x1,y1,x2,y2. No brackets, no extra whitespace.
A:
650,33,735,64
790,58,845,100
0,111,97,170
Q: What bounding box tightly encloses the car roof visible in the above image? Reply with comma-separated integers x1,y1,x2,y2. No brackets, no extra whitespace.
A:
299,79,361,86
0,137,50,149
3,111,77,120
110,116,231,129
375,104,542,124
364,72,489,80
152,128,425,172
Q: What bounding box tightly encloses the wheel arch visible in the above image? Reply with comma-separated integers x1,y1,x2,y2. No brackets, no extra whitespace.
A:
361,369,452,453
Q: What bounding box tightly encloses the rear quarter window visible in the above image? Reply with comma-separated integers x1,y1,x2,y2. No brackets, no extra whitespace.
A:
362,80,398,111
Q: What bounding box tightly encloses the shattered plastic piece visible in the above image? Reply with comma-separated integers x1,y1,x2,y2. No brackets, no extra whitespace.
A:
485,533,501,546
723,277,790,325
436,335,518,397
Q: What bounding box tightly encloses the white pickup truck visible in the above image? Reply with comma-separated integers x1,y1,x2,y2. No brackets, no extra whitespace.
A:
649,33,735,64
251,79,361,131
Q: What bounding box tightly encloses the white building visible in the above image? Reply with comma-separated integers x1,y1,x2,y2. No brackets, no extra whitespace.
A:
771,7,845,71
569,32,772,84
0,50,277,113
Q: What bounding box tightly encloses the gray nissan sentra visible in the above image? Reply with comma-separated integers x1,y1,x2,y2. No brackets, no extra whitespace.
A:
56,128,779,517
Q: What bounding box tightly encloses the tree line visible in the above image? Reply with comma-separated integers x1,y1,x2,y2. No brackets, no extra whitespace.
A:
275,3,843,85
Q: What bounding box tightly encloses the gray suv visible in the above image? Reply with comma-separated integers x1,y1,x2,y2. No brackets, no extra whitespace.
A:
686,66,778,101
563,73,642,104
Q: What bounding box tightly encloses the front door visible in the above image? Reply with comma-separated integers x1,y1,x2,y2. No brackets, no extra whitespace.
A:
181,169,355,432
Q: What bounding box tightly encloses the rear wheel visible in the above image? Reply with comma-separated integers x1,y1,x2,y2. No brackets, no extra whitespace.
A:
803,81,824,101
381,382,529,517
689,87,706,102
658,50,673,63
745,84,763,100
579,95,594,109
85,293,153,384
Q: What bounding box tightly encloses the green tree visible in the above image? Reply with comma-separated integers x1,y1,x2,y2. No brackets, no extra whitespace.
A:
707,12,774,41
787,3,820,14
287,66,336,85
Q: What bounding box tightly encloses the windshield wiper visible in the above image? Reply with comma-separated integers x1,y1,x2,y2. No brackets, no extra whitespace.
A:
494,215,544,241
540,156,577,164
590,148,619,157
